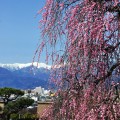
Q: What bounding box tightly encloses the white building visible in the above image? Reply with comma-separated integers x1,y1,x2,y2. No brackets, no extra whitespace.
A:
33,86,50,96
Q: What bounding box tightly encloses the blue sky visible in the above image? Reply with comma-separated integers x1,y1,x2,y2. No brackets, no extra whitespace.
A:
0,0,46,63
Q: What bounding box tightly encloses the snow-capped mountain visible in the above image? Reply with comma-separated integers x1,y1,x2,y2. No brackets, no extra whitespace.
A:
0,62,51,71
0,63,51,89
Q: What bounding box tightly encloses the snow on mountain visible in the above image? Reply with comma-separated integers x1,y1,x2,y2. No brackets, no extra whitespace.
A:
0,62,51,71
0,62,51,89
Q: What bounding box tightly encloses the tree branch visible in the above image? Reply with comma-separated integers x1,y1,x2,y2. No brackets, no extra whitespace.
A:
94,60,120,85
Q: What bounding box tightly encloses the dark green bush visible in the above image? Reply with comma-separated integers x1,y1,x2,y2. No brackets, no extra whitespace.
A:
10,113,38,120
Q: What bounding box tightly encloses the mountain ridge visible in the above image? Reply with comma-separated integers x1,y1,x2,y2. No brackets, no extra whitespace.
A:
0,62,51,71
0,63,51,89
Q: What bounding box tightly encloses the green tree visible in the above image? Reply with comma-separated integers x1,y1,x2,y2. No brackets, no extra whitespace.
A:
4,97,34,120
0,87,34,120
0,87,24,105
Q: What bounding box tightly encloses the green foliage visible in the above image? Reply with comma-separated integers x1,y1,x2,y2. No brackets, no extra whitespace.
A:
22,113,38,119
0,87,34,120
0,87,24,104
10,113,19,120
0,87,24,96
4,97,34,115
10,113,38,120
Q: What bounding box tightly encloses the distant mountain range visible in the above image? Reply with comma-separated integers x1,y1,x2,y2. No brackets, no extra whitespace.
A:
0,63,51,89
0,63,119,90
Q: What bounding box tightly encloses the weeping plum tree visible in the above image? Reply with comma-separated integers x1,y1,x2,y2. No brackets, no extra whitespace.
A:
35,0,120,119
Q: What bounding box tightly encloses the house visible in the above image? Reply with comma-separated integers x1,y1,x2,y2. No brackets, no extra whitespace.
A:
37,102,53,118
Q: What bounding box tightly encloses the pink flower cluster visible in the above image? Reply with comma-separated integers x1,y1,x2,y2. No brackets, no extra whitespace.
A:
36,0,120,119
